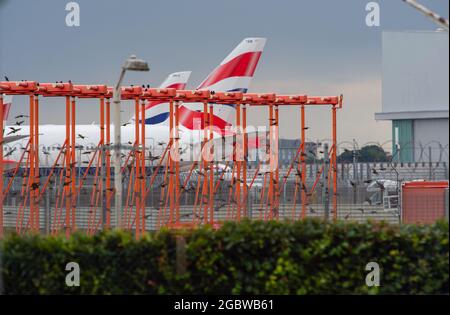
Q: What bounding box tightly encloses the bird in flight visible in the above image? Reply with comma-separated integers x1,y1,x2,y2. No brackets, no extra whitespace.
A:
4,147,17,157
7,127,21,135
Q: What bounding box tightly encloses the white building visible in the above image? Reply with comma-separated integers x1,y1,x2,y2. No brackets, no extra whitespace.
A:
375,31,449,163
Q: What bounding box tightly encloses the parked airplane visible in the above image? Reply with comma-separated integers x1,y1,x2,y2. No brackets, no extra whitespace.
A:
2,37,267,169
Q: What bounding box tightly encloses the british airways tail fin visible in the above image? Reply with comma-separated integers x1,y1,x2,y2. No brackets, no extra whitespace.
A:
129,71,191,125
178,38,267,133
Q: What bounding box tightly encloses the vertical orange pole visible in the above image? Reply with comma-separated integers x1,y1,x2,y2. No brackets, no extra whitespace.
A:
140,99,146,235
105,98,111,228
242,104,247,218
168,99,174,225
0,95,4,238
65,96,71,238
29,95,35,232
201,101,209,224
34,95,40,232
267,105,274,220
71,97,76,231
300,105,307,219
167,100,176,224
134,97,140,238
274,105,279,219
174,100,180,225
209,104,214,225
99,96,106,231
332,105,338,220
235,103,241,221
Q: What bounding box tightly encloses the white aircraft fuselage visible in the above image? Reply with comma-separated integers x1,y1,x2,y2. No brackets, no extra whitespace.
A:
3,124,211,167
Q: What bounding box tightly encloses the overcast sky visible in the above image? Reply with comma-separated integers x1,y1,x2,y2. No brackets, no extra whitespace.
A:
1,0,448,147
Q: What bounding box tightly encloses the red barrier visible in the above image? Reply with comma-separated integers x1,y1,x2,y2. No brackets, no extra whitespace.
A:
402,181,449,224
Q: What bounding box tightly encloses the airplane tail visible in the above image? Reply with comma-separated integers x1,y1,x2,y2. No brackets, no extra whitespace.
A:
129,71,191,125
178,37,267,134
2,95,12,126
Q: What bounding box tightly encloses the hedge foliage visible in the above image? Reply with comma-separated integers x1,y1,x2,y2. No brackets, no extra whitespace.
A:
1,219,448,294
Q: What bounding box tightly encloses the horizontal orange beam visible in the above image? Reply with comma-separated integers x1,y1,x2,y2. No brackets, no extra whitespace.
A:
0,81,39,95
174,89,211,102
0,81,343,107
141,87,176,99
72,85,108,98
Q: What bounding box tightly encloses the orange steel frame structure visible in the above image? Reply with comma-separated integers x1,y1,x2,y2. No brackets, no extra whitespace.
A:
1,80,342,238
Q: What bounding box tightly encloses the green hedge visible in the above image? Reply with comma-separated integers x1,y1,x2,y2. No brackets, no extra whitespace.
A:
1,219,448,294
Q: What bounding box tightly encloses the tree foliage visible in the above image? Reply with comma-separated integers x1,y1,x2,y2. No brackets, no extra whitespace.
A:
338,145,390,163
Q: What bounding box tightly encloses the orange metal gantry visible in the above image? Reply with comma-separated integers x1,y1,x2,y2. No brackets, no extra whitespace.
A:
1,80,342,238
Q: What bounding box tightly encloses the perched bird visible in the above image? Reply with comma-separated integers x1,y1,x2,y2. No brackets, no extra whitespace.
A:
4,75,9,81
371,168,379,175
31,182,40,191
122,122,131,127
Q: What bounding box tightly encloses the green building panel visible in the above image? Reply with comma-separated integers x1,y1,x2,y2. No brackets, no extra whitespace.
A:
392,119,414,162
